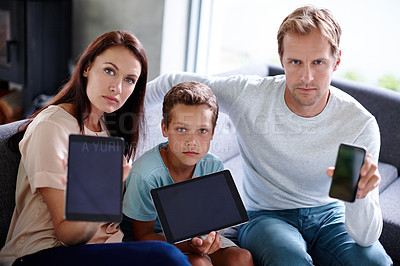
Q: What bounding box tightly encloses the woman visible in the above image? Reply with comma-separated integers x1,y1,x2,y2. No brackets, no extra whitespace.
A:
0,31,190,266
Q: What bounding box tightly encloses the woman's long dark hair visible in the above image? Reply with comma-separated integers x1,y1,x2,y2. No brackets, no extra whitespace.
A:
10,31,148,160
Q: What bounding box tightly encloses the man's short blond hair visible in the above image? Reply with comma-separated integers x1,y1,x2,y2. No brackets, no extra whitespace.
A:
277,5,342,60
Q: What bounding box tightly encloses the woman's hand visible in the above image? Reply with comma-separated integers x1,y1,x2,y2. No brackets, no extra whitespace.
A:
38,187,101,246
49,155,131,246
42,157,101,246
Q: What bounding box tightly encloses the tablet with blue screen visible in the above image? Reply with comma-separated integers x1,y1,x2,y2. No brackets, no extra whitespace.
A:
65,134,124,222
150,170,248,244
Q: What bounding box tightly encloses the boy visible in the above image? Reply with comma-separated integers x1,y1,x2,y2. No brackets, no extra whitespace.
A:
121,81,253,266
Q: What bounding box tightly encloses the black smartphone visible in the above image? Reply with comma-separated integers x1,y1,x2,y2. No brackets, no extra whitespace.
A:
329,143,366,202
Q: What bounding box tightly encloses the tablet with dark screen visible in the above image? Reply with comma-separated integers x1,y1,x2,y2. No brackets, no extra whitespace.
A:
65,134,124,222
150,170,248,244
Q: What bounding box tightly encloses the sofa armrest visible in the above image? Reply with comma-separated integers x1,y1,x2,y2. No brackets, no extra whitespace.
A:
0,120,26,248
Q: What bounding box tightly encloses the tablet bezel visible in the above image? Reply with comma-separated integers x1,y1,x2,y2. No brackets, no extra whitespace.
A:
65,134,124,223
150,170,249,244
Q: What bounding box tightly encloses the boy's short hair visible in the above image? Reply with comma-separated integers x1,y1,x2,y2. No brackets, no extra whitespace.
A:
162,81,219,129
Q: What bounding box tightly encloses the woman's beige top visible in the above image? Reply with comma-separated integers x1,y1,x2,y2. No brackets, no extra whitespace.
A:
0,106,123,266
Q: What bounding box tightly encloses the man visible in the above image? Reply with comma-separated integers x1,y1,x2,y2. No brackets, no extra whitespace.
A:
145,6,392,265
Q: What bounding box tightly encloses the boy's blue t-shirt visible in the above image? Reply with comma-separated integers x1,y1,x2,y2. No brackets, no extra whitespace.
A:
122,142,224,232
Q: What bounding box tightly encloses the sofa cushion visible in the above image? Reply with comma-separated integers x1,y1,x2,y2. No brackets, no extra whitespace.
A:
209,112,239,162
221,155,245,245
137,104,165,159
378,162,398,193
223,155,244,192
379,178,400,262
0,120,25,248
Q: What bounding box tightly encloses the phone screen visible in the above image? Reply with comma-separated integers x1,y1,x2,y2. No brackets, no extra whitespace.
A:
329,143,366,202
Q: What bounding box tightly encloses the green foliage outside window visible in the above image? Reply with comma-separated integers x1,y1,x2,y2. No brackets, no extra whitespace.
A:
342,71,400,92
342,71,365,83
378,75,400,92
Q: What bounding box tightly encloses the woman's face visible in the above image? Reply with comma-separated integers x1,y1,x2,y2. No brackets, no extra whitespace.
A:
83,45,142,117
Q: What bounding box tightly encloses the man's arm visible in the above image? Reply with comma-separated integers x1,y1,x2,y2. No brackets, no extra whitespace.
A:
344,159,383,247
326,157,382,247
145,72,257,114
338,118,382,246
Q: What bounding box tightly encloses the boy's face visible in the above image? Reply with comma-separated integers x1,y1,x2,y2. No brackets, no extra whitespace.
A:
162,103,215,168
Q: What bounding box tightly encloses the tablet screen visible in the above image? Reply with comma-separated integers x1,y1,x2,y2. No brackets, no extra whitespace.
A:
65,134,124,222
150,170,248,243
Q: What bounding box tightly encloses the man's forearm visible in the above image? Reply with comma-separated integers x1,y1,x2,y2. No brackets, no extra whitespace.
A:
344,188,383,246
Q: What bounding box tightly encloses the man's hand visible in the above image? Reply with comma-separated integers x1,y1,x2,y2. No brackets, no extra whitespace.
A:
188,231,221,255
326,153,381,199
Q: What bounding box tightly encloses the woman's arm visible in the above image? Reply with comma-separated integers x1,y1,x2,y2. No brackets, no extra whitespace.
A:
39,187,101,246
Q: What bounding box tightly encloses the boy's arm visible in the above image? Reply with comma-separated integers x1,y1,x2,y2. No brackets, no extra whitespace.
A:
131,219,165,241
131,218,221,255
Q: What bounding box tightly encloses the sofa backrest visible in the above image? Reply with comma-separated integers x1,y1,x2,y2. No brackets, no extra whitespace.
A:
331,78,400,171
267,64,400,171
0,120,25,248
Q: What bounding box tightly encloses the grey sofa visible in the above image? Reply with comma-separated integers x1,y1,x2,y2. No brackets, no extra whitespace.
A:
1,64,399,264
0,119,23,249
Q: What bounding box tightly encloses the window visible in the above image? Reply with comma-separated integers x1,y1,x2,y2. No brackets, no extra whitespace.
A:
190,0,400,90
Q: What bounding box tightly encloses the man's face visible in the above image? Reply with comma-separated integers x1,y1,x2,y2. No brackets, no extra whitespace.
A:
281,29,341,117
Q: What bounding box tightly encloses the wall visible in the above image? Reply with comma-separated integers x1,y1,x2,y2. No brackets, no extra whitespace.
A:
72,0,165,80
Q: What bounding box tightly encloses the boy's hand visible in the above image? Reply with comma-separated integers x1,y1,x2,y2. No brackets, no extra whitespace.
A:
188,231,221,255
